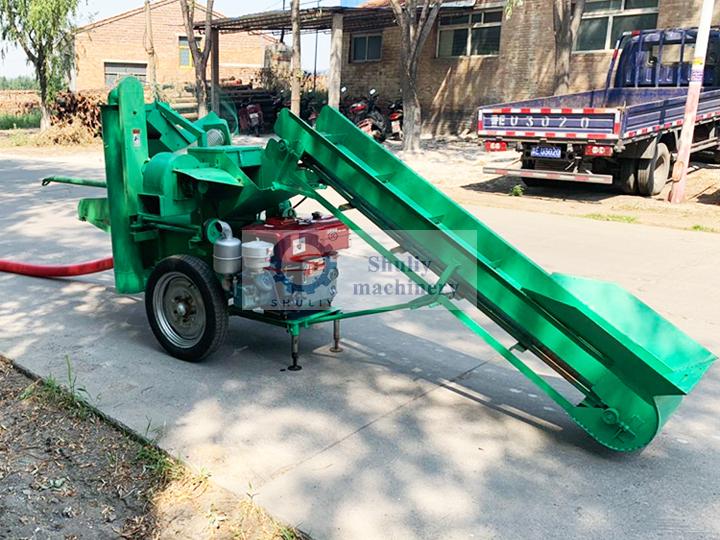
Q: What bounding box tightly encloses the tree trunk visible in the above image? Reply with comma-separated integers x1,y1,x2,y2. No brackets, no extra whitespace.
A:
39,102,51,131
553,0,585,95
196,77,208,117
401,70,421,153
290,0,301,116
179,0,214,117
37,66,51,132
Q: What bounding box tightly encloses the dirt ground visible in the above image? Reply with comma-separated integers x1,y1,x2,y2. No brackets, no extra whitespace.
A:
0,358,306,540
391,137,720,233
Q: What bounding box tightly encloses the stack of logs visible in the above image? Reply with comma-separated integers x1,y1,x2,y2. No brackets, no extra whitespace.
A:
50,90,104,135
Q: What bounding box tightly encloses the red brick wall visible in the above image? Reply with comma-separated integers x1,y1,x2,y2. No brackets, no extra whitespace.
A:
73,0,274,91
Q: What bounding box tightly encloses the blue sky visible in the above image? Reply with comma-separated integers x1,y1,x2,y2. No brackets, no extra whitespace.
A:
0,0,352,78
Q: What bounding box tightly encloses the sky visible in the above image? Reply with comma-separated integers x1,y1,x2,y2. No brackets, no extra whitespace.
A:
0,0,357,78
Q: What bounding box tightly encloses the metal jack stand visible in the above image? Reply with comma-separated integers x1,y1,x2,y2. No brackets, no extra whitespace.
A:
329,319,343,353
288,331,302,371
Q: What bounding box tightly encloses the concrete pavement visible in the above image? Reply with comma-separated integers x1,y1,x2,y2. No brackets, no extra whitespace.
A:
1,152,719,539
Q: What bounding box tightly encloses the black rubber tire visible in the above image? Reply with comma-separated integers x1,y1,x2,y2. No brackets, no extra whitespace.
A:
616,159,638,194
145,255,228,362
637,143,671,196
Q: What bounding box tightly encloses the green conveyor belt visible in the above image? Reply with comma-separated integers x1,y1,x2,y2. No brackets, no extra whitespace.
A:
272,106,716,451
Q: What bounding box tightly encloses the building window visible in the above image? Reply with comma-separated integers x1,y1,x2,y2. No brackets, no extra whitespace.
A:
351,34,382,62
437,9,502,58
179,36,202,67
104,62,147,87
576,0,659,51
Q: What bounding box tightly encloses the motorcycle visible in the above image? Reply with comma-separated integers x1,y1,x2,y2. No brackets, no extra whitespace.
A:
344,87,386,142
387,99,404,141
244,99,264,137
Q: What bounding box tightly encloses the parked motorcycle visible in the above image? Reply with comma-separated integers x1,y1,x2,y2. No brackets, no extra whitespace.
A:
387,99,404,140
344,87,386,142
239,99,264,136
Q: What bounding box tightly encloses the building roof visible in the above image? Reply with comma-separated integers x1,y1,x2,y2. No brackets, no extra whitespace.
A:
77,0,224,33
196,6,399,34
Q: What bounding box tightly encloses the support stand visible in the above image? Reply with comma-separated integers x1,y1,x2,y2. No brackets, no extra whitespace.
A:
288,332,302,371
330,319,343,352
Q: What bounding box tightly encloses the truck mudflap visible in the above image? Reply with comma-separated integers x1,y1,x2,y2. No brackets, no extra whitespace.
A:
483,166,614,185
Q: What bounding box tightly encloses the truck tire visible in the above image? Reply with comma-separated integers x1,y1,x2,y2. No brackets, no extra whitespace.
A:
145,255,228,362
616,159,638,194
637,143,671,196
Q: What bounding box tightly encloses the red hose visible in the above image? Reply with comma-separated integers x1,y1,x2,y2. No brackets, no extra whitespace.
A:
0,257,114,277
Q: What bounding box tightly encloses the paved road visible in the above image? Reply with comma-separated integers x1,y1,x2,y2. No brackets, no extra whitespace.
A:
1,153,719,539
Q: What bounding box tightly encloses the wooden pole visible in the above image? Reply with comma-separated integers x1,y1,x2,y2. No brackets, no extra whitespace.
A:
144,0,158,99
210,27,220,113
291,0,301,115
328,13,343,109
668,0,716,203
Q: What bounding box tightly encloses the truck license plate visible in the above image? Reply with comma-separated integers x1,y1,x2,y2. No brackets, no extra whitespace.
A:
531,146,562,159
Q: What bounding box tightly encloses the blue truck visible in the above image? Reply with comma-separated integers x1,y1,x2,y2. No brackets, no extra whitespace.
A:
479,28,720,196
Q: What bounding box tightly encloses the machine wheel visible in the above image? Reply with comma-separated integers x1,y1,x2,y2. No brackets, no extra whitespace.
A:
145,255,228,362
637,143,671,196
616,159,638,194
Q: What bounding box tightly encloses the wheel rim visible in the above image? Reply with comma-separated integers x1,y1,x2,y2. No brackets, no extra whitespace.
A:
153,272,206,349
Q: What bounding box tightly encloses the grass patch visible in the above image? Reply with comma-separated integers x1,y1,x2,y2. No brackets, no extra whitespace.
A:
582,213,638,224
509,184,525,197
19,355,92,418
0,111,41,130
689,224,718,233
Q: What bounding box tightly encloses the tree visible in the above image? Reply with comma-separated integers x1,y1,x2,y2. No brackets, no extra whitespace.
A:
0,0,81,130
506,0,586,94
179,0,214,117
388,0,442,153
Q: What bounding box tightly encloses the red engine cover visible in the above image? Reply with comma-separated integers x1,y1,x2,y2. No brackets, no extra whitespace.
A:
242,216,350,262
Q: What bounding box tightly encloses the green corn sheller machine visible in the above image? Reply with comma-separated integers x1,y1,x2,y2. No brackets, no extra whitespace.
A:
47,77,715,452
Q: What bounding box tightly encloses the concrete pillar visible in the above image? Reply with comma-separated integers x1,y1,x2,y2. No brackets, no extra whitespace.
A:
210,27,220,113
328,13,344,109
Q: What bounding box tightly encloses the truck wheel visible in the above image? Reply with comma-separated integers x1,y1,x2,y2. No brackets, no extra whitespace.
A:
616,159,638,194
145,255,228,362
637,143,671,196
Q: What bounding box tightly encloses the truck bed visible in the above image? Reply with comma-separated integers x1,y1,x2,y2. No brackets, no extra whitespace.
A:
478,87,720,143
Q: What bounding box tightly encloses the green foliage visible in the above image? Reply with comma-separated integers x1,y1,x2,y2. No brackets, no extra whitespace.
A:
19,356,92,418
0,0,82,107
690,224,717,233
0,76,38,90
504,0,524,18
509,184,525,197
0,111,41,130
583,213,638,224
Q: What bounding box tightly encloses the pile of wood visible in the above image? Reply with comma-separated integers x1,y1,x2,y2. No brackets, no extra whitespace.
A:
0,90,39,116
50,90,104,135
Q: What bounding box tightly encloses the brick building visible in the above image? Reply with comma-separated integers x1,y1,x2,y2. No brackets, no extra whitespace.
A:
72,0,276,91
343,0,720,134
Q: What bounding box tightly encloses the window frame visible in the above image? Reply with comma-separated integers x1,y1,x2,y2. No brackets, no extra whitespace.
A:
575,0,659,53
103,61,148,87
350,33,383,63
179,35,203,68
436,8,503,59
